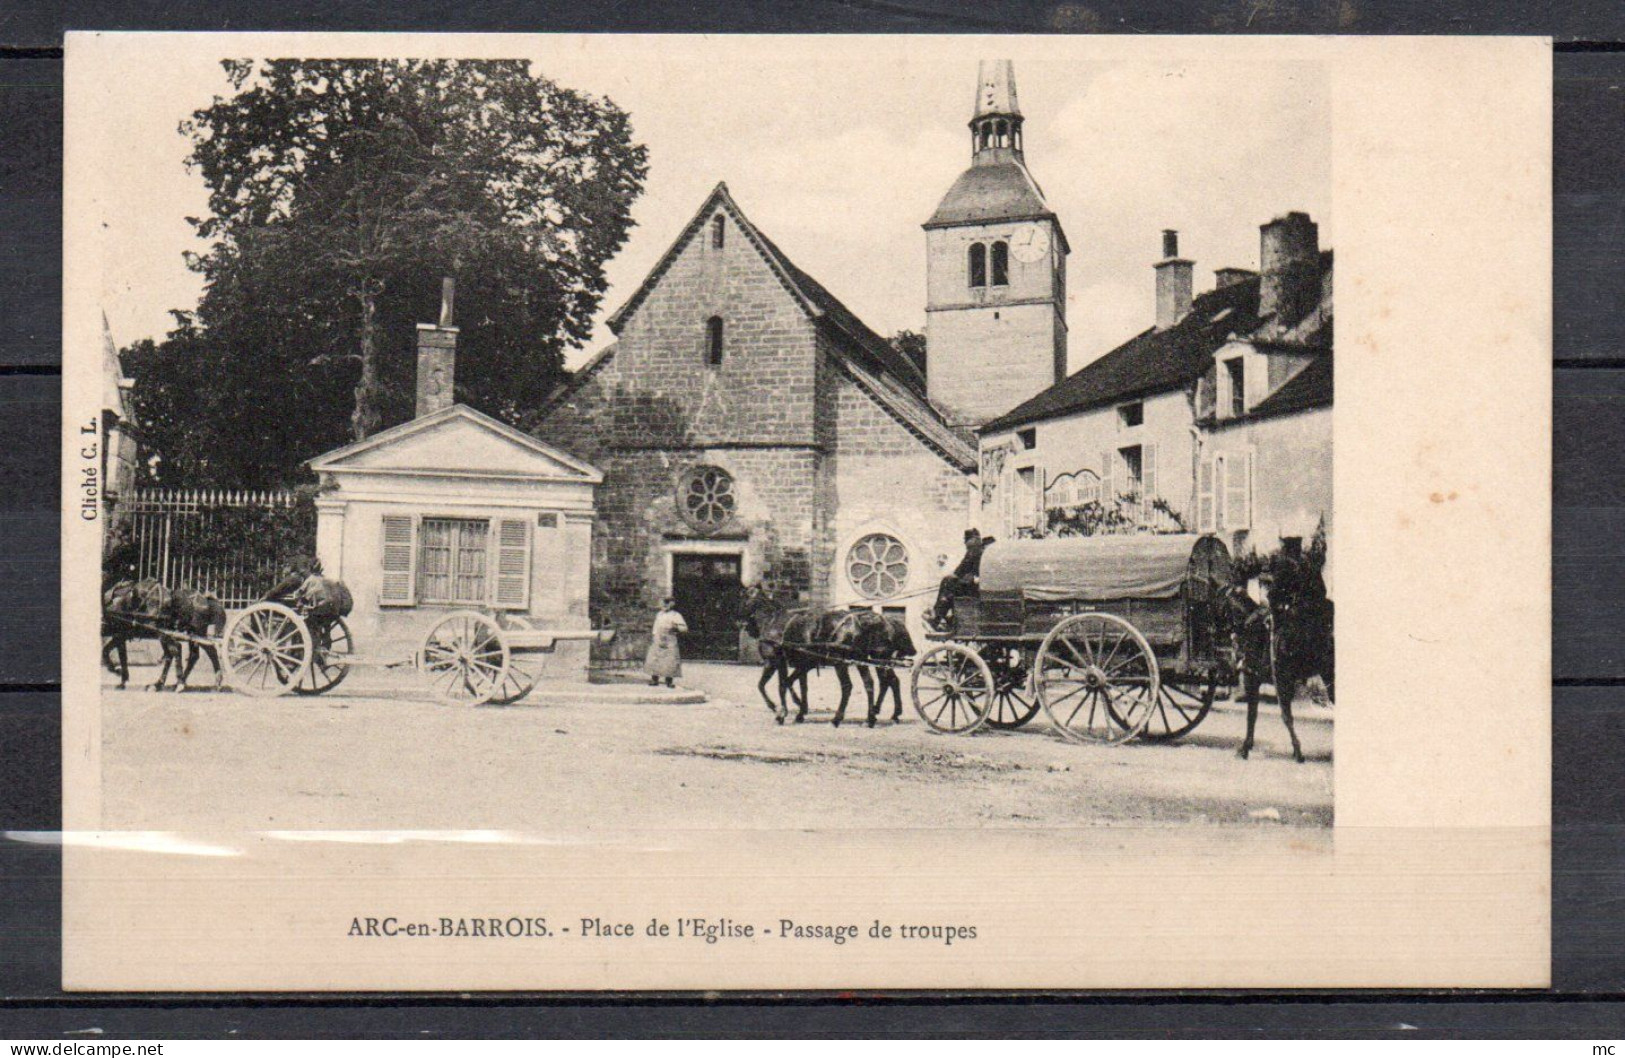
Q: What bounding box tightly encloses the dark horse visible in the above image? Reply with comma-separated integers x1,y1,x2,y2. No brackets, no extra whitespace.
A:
1222,571,1335,763
742,588,915,728
103,578,227,691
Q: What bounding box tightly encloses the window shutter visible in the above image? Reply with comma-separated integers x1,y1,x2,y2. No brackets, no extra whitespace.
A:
1197,458,1215,533
1034,461,1047,533
1241,451,1255,529
1099,451,1114,511
494,517,533,610
380,514,416,606
1141,443,1158,521
1226,452,1251,531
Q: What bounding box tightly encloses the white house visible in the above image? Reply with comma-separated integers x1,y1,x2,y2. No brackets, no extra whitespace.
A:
307,402,603,680
976,213,1333,579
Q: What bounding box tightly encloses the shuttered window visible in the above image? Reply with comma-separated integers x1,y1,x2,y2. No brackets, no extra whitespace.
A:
380,514,417,606
1099,450,1114,510
1197,459,1216,533
1225,451,1254,530
378,512,532,609
1141,443,1158,520
494,517,533,609
419,518,489,604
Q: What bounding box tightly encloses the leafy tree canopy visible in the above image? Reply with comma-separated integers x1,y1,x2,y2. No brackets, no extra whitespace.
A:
129,58,647,488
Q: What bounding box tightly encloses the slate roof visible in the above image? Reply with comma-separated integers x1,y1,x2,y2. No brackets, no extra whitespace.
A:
980,275,1264,434
925,161,1060,234
1246,354,1332,419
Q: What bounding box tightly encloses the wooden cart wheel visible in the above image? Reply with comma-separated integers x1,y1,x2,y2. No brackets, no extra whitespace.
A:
985,647,1040,730
420,611,511,706
293,616,353,696
1036,612,1160,745
1133,668,1217,742
222,601,313,698
910,642,995,734
488,650,547,706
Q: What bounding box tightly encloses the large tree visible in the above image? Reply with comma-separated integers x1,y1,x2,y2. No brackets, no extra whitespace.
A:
130,58,646,486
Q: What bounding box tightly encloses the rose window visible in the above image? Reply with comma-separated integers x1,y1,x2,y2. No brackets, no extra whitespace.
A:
679,465,736,529
846,533,910,600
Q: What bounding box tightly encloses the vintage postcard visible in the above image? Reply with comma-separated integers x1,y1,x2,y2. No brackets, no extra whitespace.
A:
60,32,1549,990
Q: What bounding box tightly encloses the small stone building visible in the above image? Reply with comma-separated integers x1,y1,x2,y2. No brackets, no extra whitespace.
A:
308,393,603,679
535,183,978,662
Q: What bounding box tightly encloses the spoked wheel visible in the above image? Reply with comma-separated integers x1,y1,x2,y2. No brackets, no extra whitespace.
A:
1133,668,1218,742
488,649,547,706
420,611,511,706
1036,612,1160,745
984,647,1039,730
294,616,353,696
223,602,313,698
910,642,995,734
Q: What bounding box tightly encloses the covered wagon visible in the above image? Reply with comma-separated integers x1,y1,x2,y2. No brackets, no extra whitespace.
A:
910,533,1234,744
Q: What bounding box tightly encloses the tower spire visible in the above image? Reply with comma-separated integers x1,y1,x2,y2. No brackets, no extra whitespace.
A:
970,60,1023,163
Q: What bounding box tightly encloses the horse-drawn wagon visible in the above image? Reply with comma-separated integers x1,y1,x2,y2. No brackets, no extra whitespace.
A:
911,533,1234,745
105,579,612,706
220,602,614,705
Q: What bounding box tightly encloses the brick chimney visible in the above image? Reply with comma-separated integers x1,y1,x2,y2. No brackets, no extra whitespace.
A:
1259,212,1320,325
1214,267,1257,289
1154,229,1193,330
415,276,458,418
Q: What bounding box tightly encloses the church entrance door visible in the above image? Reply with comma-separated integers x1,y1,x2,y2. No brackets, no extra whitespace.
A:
671,552,744,662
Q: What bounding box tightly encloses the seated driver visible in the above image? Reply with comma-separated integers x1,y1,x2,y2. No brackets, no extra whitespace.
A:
929,528,995,631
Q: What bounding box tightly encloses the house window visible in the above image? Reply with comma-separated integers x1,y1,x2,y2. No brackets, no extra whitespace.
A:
1017,427,1037,450
990,240,1009,286
847,533,910,599
418,518,490,604
1119,445,1144,502
968,243,987,288
678,464,736,530
1119,401,1144,428
1015,466,1039,528
707,316,725,366
380,513,533,609
711,214,725,249
1226,357,1246,417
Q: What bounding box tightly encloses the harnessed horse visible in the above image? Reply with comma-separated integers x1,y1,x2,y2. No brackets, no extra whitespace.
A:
743,588,915,728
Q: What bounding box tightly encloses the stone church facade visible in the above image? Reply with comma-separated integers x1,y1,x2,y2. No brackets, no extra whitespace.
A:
535,183,978,661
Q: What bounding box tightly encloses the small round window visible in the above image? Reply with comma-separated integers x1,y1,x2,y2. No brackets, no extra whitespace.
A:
679,465,736,529
847,534,910,600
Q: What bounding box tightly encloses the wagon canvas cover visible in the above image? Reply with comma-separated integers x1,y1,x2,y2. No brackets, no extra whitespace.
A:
979,534,1205,602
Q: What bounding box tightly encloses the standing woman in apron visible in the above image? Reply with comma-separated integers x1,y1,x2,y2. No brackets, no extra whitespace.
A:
645,597,689,688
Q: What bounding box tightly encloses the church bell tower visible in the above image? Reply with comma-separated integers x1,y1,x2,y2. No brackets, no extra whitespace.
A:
923,60,1070,429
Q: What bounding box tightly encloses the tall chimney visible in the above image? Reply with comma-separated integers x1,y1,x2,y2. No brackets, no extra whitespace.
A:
1154,229,1193,329
415,276,458,418
1259,212,1320,325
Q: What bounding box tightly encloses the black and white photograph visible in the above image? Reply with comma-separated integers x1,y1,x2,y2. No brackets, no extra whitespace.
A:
59,33,1547,991
87,46,1334,832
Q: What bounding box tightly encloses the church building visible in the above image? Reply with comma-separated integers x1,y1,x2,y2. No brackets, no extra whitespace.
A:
534,181,979,663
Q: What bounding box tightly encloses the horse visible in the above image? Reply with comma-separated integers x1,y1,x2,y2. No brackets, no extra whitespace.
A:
1222,578,1335,763
103,578,168,690
102,578,226,691
742,588,914,727
152,585,227,691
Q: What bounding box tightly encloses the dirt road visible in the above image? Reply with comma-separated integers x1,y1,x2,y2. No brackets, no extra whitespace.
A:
100,661,1332,831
